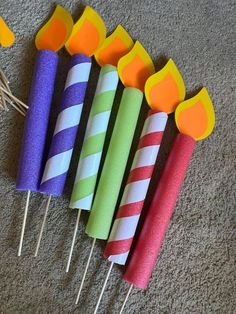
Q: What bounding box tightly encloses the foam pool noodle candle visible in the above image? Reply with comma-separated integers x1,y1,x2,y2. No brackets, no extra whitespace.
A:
74,41,155,306
93,60,186,312
66,25,134,273
16,5,73,256
86,41,155,239
34,6,106,257
104,60,186,263
120,88,215,312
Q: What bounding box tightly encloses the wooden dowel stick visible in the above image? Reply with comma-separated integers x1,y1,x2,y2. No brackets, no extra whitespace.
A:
18,190,31,256
93,262,114,314
34,195,52,257
66,209,82,273
75,238,96,305
119,284,133,314
0,86,28,109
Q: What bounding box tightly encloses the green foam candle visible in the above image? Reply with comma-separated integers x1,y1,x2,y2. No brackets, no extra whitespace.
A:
86,87,143,238
74,41,155,306
86,41,155,239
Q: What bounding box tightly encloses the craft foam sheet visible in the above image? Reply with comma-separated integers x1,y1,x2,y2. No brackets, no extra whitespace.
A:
39,54,91,196
86,87,143,240
16,50,58,192
104,110,168,265
0,17,15,47
69,64,119,210
124,134,196,289
64,6,106,57
35,5,74,53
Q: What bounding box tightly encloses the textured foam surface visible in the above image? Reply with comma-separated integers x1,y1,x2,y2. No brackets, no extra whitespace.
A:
124,134,196,288
0,1,235,313
39,54,91,196
16,49,58,192
69,64,119,210
104,110,168,265
86,87,143,240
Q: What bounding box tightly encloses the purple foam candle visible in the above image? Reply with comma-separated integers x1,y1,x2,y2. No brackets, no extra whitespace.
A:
34,6,106,256
16,5,73,256
39,54,91,196
16,50,58,192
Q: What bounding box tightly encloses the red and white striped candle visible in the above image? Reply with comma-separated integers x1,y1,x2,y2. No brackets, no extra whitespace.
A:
104,110,168,264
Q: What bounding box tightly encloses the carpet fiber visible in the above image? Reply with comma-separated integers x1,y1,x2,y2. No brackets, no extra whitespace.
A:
0,0,235,313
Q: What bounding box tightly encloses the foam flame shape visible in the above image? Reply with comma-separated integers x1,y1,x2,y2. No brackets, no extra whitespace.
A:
145,59,186,113
118,41,155,91
175,88,215,141
65,6,106,56
0,17,15,47
35,5,73,52
95,25,134,67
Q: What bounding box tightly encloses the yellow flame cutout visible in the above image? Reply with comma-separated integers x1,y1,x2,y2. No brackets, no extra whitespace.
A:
175,88,215,141
95,25,134,67
118,41,155,91
0,17,15,47
35,5,73,52
65,6,106,56
145,59,186,113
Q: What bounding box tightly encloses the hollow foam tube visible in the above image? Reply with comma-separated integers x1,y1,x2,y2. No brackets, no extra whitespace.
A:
85,87,143,240
123,133,196,289
39,54,91,196
104,110,168,265
69,64,119,209
16,49,58,192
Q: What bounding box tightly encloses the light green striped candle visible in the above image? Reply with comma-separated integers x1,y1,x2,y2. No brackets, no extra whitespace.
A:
69,64,119,210
85,87,143,239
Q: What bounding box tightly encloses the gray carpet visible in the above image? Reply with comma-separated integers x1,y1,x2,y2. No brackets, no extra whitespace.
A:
0,0,235,313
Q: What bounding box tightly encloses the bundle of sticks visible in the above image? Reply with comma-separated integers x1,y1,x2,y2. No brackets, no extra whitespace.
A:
0,69,28,116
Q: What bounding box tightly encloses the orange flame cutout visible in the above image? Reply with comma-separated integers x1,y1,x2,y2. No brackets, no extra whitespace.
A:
145,59,186,113
118,41,155,91
0,17,15,47
175,88,215,141
35,5,73,52
95,25,134,67
65,6,106,56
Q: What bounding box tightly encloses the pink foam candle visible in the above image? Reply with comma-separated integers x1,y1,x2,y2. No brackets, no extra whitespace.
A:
93,60,186,312
120,88,215,312
104,59,186,265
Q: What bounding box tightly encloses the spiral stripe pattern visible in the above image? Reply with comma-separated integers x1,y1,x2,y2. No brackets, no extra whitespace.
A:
69,65,119,210
104,110,168,265
39,54,91,196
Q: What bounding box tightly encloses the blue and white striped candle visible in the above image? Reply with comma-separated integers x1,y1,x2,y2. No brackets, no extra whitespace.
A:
39,54,91,196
